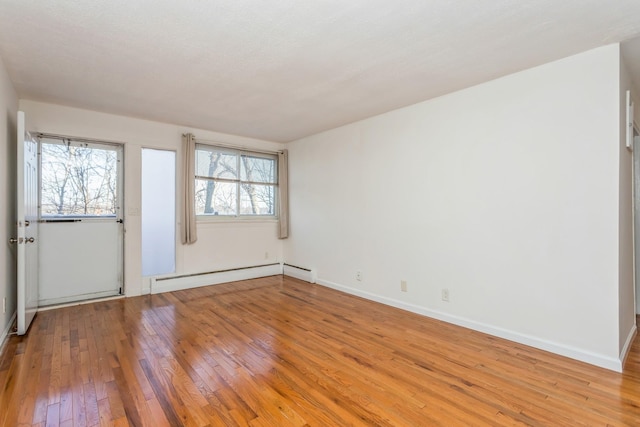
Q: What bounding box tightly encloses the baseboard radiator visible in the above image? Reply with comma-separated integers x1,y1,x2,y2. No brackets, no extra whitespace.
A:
150,263,283,295
283,263,317,283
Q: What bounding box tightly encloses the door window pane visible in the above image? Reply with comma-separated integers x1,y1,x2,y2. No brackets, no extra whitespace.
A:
40,140,120,217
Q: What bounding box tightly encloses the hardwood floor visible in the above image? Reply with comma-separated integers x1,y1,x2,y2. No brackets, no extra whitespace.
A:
1,275,640,426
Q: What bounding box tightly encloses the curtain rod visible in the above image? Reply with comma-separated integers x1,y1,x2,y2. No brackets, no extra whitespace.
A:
194,137,283,156
35,132,125,147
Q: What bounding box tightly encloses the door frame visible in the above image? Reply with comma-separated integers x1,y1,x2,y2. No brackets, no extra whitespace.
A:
634,127,640,317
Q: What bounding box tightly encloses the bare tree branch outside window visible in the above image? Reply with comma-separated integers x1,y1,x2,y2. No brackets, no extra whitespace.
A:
195,146,277,216
41,141,119,217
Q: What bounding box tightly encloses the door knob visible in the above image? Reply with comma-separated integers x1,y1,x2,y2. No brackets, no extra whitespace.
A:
9,237,18,244
26,237,35,243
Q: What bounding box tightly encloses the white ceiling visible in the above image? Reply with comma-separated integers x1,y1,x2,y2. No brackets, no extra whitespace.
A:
1,1,640,142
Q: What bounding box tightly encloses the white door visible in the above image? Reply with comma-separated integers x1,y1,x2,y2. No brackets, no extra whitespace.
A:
15,111,39,335
38,137,124,305
635,133,640,315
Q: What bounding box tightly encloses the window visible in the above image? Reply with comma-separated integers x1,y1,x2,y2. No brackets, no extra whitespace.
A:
40,138,122,218
142,148,176,276
195,145,277,217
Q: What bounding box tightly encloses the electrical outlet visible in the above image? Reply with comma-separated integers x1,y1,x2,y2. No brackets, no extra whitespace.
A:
400,280,407,292
442,289,450,302
356,271,363,281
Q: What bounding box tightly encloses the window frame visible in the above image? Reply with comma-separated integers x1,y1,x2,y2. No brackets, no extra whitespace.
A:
194,144,279,220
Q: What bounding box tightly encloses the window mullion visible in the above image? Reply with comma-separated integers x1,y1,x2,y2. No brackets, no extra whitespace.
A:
236,153,241,216
240,180,277,186
195,176,238,184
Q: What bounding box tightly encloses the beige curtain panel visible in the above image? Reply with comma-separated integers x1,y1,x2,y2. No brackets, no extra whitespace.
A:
182,133,197,244
278,149,289,239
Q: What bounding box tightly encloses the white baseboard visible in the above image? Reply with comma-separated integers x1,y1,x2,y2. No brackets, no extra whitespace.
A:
150,263,283,295
620,323,637,367
0,311,16,355
316,278,624,372
283,264,317,283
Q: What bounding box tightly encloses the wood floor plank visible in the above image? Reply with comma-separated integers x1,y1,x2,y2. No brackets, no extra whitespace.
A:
45,403,60,427
83,381,100,427
2,275,640,425
97,397,113,427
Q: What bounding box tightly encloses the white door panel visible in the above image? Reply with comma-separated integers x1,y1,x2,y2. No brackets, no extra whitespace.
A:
16,111,39,335
39,221,122,305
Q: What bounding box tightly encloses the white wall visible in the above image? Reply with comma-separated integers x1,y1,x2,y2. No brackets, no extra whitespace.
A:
0,54,18,343
623,49,640,320
618,52,637,358
19,100,285,296
284,44,626,370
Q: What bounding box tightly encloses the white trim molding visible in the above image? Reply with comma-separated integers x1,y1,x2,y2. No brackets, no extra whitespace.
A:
620,324,638,367
0,311,16,355
316,278,625,372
